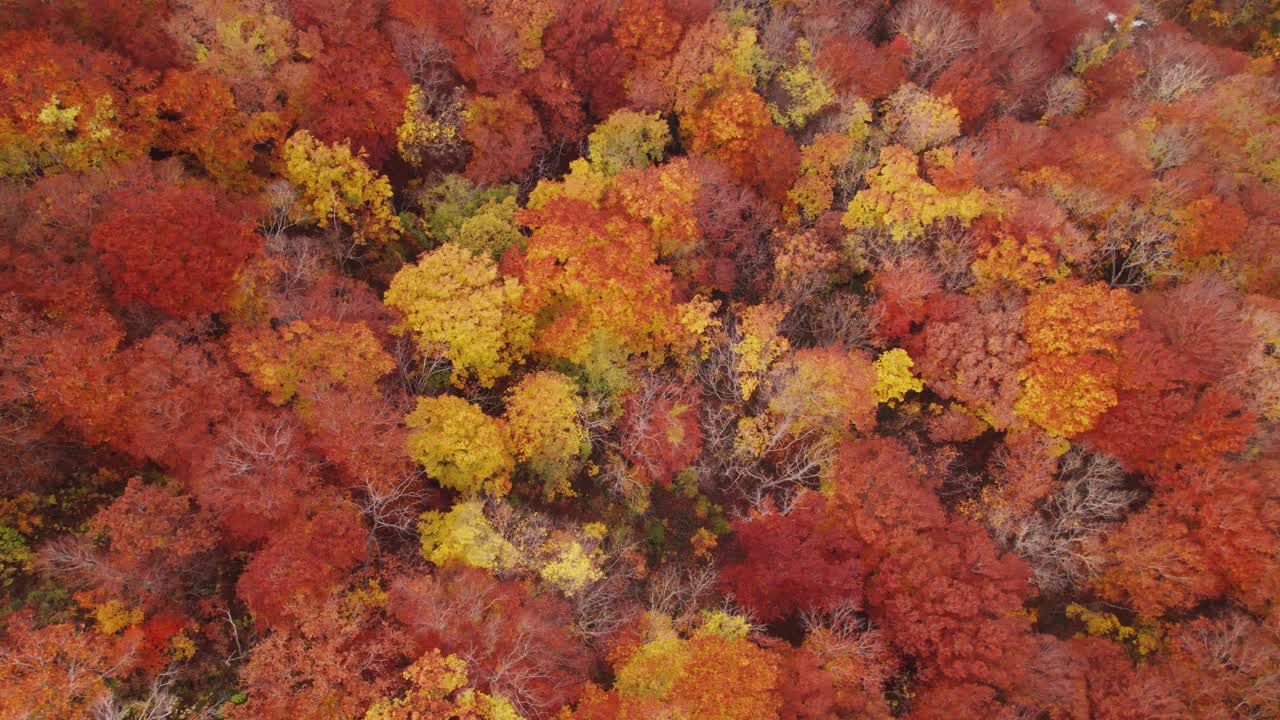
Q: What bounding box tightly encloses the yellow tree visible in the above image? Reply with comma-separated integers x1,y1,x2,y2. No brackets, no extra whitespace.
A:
842,144,987,243
282,130,401,244
227,318,394,408
405,395,513,496
873,348,924,406
586,109,671,176
418,500,521,571
503,371,588,500
364,649,523,720
385,243,533,388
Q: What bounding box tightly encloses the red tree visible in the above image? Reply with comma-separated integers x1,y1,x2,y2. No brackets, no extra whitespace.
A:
89,181,261,316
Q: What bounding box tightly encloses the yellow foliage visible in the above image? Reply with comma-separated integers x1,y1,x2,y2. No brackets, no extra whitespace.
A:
228,319,394,407
385,243,533,388
397,84,464,166
734,304,791,401
769,40,836,129
282,130,401,244
455,197,523,258
676,295,722,362
587,109,671,175
873,348,924,405
94,599,143,635
365,649,525,720
842,145,988,243
419,500,521,571
691,527,718,560
882,84,961,152
972,231,1067,290
1023,281,1140,358
615,630,692,699
539,539,604,596
527,158,611,210
697,610,751,641
169,630,197,661
406,395,513,496
1015,357,1120,438
504,371,587,500
1066,604,1162,657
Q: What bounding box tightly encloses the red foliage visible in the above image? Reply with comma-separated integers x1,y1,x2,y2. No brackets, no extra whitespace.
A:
870,258,941,341
915,292,1028,430
114,335,247,469
691,158,778,295
184,408,317,545
830,438,1037,688
463,90,548,183
227,592,411,720
929,57,995,132
89,181,261,316
86,477,217,605
298,39,409,167
721,494,864,622
389,567,593,717
236,499,368,630
619,380,703,488
818,35,909,101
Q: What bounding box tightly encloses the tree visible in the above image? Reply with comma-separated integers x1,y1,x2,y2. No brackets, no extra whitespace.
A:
405,395,513,497
88,181,261,316
418,500,522,571
872,349,924,405
185,407,318,544
882,84,961,152
389,567,592,717
0,31,156,177
587,109,670,175
1015,280,1140,437
916,292,1028,429
618,378,703,489
462,91,547,183
385,243,533,388
364,649,524,720
298,40,409,168
228,318,394,409
0,611,132,720
114,335,247,470
78,478,216,606
720,493,864,622
681,85,799,202
282,130,402,245
513,197,683,366
227,591,411,720
842,145,987,243
504,371,588,500
235,499,369,630
153,68,284,190
829,438,1038,688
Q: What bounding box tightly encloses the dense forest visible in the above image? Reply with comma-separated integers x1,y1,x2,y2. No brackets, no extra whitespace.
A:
1,0,1279,718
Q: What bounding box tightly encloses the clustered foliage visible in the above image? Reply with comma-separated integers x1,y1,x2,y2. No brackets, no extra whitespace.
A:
1,1,1278,720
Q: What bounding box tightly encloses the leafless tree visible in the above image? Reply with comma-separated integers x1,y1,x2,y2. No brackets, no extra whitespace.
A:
646,562,719,627
890,0,977,83
1090,205,1180,289
91,669,179,720
359,468,432,541
996,448,1141,594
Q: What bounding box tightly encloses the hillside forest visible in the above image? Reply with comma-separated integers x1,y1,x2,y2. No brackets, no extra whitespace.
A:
1,0,1280,718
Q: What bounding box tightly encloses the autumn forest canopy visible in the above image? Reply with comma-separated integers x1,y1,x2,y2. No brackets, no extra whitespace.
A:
2,0,1280,718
